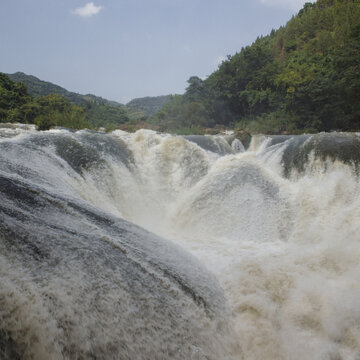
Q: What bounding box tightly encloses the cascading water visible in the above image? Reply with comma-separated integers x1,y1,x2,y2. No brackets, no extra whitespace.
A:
1,124,360,360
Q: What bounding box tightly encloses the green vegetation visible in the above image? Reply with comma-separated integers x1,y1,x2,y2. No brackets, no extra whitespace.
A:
7,72,121,107
6,72,173,131
0,73,90,130
3,0,359,134
81,99,129,130
152,0,360,134
126,95,172,119
6,72,130,130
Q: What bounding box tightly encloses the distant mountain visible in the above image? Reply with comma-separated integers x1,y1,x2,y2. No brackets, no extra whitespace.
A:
7,72,132,129
7,72,124,108
126,95,172,119
153,0,360,134
8,72,173,124
0,72,91,130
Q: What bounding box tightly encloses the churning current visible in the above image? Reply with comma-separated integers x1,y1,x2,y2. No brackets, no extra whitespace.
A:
1,124,360,360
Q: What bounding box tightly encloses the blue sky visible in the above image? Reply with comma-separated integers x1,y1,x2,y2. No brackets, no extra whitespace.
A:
0,0,306,103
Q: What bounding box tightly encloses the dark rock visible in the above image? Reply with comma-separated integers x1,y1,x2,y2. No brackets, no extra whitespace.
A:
235,130,252,150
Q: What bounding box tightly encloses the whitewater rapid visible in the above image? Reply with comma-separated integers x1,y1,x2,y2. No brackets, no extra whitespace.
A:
1,124,360,359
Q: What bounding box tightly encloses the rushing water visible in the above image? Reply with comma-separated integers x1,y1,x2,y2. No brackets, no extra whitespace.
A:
1,124,360,360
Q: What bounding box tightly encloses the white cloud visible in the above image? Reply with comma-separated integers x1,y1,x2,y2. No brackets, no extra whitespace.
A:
71,2,103,18
258,0,306,11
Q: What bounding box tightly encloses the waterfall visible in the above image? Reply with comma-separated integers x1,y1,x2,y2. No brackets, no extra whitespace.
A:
1,124,360,360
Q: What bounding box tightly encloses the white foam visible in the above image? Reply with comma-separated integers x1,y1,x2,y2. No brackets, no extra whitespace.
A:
1,127,360,359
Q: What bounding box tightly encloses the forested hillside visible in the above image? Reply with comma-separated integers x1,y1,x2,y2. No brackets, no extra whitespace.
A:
7,72,122,107
7,72,130,129
7,72,175,130
126,95,172,119
3,0,359,134
153,0,360,134
0,73,90,130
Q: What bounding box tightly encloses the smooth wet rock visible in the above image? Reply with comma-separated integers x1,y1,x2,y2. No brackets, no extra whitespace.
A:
0,176,240,360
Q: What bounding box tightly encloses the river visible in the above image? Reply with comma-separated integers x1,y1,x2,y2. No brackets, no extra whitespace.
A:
1,124,360,359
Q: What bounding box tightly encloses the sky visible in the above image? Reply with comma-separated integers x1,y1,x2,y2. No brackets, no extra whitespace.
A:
0,0,306,103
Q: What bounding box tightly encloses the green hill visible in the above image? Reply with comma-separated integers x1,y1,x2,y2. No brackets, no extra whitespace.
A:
5,0,360,135
7,72,130,129
7,72,122,107
0,73,90,130
153,0,360,134
7,72,173,129
126,95,172,119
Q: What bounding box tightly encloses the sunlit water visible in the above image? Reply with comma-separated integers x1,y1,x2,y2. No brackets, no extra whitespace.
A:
1,124,360,359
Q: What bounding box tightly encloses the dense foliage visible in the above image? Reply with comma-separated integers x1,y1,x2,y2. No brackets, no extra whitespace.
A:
0,73,90,130
6,72,130,130
8,72,122,107
153,0,360,134
3,0,359,134
7,72,175,130
2,73,172,131
126,95,172,119
81,99,129,130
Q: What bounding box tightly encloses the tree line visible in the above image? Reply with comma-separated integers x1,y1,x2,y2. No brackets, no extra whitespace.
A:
2,0,359,134
152,0,360,134
0,73,88,130
0,73,131,130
